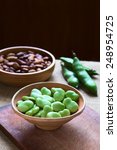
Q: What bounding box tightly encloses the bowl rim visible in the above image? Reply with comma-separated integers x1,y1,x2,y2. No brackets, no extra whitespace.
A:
0,46,55,75
11,82,86,121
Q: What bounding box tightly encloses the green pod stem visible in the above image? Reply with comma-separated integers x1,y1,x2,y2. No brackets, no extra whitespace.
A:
83,66,99,76
60,57,99,76
72,53,97,96
61,64,79,88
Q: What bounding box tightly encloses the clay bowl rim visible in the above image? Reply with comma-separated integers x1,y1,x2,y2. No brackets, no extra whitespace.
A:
0,46,55,76
12,82,86,122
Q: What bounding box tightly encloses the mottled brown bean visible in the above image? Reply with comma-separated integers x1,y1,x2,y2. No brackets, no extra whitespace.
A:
6,56,18,61
0,50,52,73
7,53,15,56
12,62,20,70
0,55,4,63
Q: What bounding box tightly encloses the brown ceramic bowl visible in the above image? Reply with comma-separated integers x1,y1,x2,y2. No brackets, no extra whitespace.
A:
12,82,85,130
0,46,55,86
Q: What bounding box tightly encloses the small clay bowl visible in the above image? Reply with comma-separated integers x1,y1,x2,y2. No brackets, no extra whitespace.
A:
0,46,55,86
12,82,85,130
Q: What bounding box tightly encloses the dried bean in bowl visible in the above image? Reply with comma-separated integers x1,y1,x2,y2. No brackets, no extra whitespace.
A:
0,51,52,73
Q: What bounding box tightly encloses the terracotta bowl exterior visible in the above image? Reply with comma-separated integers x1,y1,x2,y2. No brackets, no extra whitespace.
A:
12,82,85,130
0,46,55,86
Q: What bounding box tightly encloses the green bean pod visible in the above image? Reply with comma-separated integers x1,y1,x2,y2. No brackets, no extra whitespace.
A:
61,64,79,88
60,57,98,76
60,57,73,69
72,53,97,95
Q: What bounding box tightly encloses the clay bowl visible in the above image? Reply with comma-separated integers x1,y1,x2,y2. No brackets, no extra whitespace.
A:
0,46,55,86
12,82,85,130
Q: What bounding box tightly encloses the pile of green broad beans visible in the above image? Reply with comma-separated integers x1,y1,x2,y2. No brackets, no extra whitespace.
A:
17,87,79,118
60,53,99,96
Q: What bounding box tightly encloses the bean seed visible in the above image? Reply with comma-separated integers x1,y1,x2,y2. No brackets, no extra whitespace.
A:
47,61,51,66
28,69,36,73
12,62,20,70
20,65,29,68
0,50,52,73
21,67,29,72
7,56,18,61
16,70,21,73
29,63,36,69
16,52,26,57
43,56,49,60
35,54,42,59
4,59,9,65
34,58,43,64
28,54,35,61
3,65,9,69
37,68,42,71
17,59,26,65
35,64,43,68
7,62,14,66
9,67,15,71
7,53,15,56
0,64,3,69
0,55,4,63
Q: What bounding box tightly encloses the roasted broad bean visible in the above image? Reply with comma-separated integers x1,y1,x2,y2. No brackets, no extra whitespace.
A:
0,50,52,73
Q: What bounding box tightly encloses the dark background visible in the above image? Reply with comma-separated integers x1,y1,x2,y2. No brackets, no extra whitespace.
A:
0,0,100,61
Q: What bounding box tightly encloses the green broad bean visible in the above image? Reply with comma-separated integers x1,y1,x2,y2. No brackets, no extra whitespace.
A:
43,105,53,113
34,110,43,117
51,88,64,93
46,112,61,118
22,96,36,101
65,90,79,102
40,105,53,117
36,96,51,108
59,109,70,117
25,105,39,116
30,88,42,98
63,97,78,113
42,95,55,103
51,101,65,112
41,87,51,96
40,110,47,117
51,88,65,101
17,87,81,118
17,100,34,113
16,100,23,106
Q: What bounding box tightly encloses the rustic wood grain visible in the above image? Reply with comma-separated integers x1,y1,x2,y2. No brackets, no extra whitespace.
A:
0,104,100,150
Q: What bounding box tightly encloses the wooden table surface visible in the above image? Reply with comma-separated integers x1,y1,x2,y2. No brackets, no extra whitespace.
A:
0,60,100,150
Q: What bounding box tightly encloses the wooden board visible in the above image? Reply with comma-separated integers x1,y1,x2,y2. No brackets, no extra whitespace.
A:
0,104,100,150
